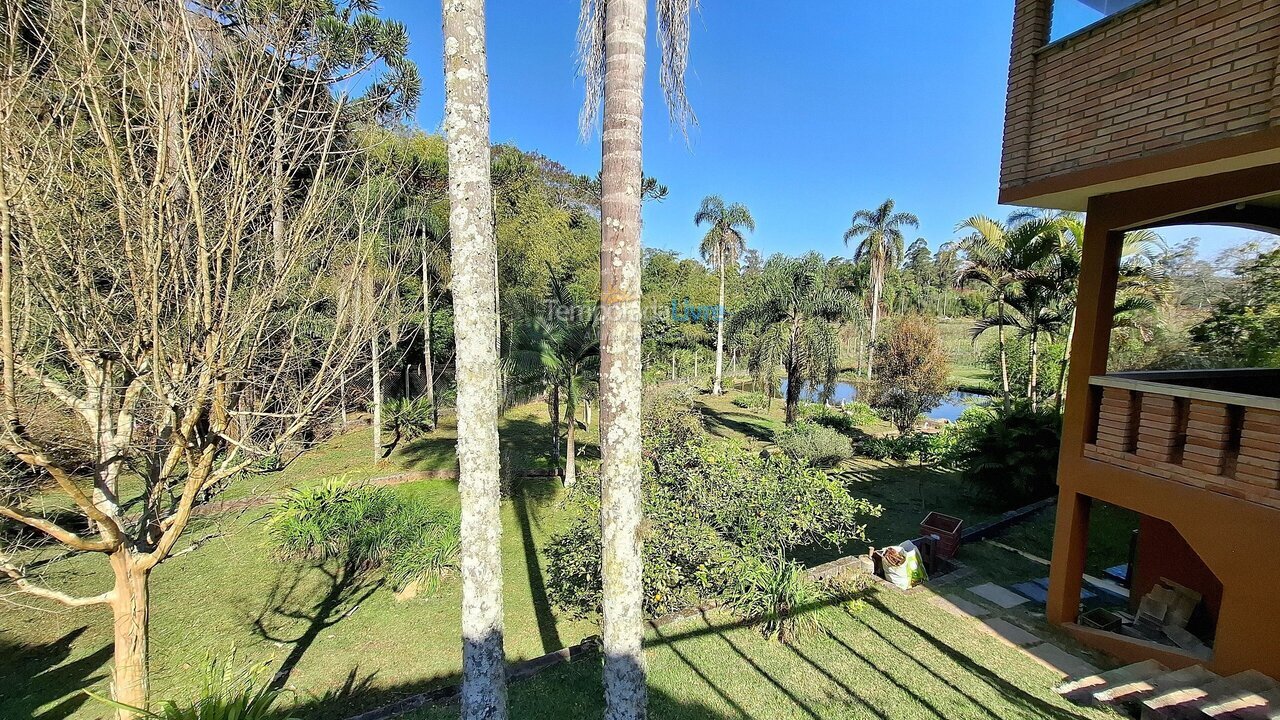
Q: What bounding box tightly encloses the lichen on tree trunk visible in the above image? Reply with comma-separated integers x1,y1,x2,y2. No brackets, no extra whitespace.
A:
598,0,648,717
442,0,507,717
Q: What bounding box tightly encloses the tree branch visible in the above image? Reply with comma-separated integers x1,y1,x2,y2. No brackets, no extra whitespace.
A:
0,504,117,552
1,555,114,607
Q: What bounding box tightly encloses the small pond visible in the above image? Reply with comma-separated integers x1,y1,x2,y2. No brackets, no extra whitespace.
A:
780,380,988,422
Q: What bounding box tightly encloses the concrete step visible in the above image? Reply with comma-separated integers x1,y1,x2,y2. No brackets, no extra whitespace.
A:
1059,661,1279,720
1221,689,1280,720
1202,677,1280,720
1141,673,1255,719
1094,664,1220,707
1057,659,1168,704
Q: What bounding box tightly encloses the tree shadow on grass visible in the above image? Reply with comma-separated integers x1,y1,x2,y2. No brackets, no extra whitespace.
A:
287,661,739,720
511,477,563,654
0,627,112,720
846,610,1004,720
863,596,1097,720
249,559,383,692
699,408,776,443
397,433,460,473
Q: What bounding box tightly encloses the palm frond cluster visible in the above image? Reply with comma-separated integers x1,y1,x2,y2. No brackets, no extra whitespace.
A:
266,478,459,593
956,211,1166,409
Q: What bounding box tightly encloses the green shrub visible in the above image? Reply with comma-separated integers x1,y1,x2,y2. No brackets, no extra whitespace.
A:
731,554,833,644
935,405,1062,507
798,401,878,436
774,421,853,468
642,386,705,453
267,478,459,591
546,394,878,618
844,401,879,427
731,391,768,409
855,432,930,462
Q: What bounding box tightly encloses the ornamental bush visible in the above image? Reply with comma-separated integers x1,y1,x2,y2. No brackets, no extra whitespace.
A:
731,391,768,409
932,405,1062,507
545,393,879,618
774,420,853,468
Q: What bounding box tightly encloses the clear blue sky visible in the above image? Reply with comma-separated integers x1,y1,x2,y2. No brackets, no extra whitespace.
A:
381,0,1263,260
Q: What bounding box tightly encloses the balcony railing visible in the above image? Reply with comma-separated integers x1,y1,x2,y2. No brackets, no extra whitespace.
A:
1084,370,1280,509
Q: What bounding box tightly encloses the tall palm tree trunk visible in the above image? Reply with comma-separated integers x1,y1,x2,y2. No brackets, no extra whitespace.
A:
785,319,803,423
1028,328,1040,410
867,262,883,378
598,0,648,716
443,0,507,716
550,384,561,467
997,297,1010,397
564,378,577,488
712,245,726,395
1055,313,1076,414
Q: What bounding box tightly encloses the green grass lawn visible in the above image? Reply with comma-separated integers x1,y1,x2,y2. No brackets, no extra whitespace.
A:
408,582,1118,720
939,317,995,393
2,391,1085,720
989,502,1138,577
0,402,597,720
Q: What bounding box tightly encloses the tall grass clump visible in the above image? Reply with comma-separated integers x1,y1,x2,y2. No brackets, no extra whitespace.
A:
88,652,294,720
267,478,459,592
731,554,834,644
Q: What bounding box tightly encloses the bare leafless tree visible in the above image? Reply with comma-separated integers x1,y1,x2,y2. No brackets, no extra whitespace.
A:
0,1,405,715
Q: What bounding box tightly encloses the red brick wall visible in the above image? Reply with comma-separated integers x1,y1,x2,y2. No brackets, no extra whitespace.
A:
1001,0,1280,192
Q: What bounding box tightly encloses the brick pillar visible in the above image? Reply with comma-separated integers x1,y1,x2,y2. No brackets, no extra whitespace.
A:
1183,401,1231,475
1096,387,1138,453
1000,0,1050,190
1136,393,1182,463
1237,408,1280,489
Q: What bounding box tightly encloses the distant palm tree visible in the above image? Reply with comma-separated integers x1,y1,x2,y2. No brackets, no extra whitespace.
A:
510,270,599,488
844,199,918,378
734,254,857,424
955,215,1058,399
1049,214,1165,411
399,198,450,427
695,195,755,395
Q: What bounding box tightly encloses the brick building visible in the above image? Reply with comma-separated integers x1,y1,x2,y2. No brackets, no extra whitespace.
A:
1000,0,1280,678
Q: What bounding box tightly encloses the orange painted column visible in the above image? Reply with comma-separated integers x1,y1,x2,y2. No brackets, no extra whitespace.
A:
1047,490,1093,624
1046,203,1124,626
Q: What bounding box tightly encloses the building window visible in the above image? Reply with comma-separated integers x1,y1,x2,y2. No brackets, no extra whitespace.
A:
1050,0,1145,42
